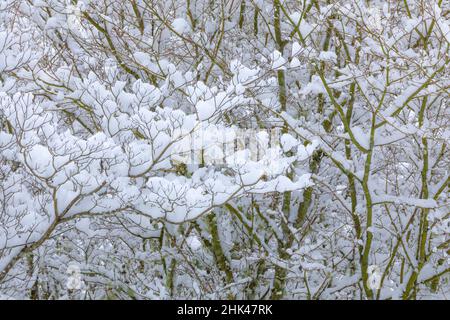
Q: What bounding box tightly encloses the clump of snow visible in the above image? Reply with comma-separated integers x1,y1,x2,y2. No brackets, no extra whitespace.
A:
270,50,286,70
196,99,216,120
318,51,337,63
292,42,302,56
172,18,190,34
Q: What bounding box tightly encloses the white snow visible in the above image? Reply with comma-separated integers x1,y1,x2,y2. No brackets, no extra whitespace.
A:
270,50,287,70
172,18,190,34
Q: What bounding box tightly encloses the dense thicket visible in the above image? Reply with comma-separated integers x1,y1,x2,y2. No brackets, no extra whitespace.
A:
0,0,449,299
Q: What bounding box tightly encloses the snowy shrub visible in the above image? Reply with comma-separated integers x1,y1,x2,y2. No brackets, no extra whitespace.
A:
0,0,448,300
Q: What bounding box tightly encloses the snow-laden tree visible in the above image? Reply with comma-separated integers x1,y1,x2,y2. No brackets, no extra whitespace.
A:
0,0,448,300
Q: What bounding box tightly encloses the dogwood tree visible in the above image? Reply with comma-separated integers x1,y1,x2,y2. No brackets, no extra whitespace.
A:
0,0,448,300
